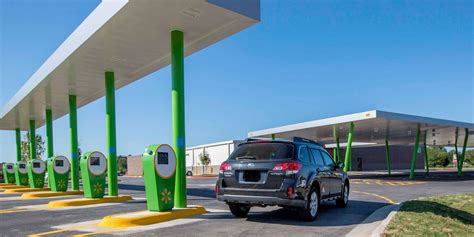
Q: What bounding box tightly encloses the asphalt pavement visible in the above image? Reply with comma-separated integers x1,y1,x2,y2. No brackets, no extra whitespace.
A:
0,170,473,237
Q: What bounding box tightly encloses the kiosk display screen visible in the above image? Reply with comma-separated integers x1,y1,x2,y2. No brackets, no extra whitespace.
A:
19,164,26,169
90,157,100,166
157,152,169,165
55,160,64,167
33,162,41,168
7,164,13,169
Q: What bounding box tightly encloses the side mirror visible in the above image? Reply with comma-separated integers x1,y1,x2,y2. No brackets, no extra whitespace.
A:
337,162,344,169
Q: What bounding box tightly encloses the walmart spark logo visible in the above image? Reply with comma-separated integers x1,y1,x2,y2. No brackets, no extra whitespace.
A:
93,182,103,194
35,177,43,186
57,179,67,189
161,188,172,204
8,176,14,183
21,177,28,184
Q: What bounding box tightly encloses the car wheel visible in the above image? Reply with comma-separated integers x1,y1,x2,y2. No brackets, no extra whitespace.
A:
186,171,193,176
336,182,349,208
228,203,251,218
300,187,319,221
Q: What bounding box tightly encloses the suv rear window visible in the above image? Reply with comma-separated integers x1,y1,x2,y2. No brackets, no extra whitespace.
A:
229,142,294,161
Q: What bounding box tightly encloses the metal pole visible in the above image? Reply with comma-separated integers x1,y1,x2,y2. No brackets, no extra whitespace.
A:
336,136,340,162
105,71,118,196
458,128,469,176
423,131,429,174
343,122,354,173
385,138,391,175
171,30,186,208
69,95,79,191
29,120,36,160
409,124,421,179
15,128,21,162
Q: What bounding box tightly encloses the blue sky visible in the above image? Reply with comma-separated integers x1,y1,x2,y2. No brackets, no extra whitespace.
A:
0,0,472,162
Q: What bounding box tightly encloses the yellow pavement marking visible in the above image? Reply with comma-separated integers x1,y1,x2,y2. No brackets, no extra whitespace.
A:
28,223,98,237
352,190,396,204
48,195,133,208
351,180,427,186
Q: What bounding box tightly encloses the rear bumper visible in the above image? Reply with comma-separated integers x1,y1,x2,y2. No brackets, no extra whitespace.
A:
217,194,306,207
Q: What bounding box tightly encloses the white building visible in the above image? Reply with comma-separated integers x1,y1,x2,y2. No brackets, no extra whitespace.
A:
186,140,244,175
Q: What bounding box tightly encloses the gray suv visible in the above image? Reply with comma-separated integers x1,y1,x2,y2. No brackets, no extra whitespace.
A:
216,137,349,221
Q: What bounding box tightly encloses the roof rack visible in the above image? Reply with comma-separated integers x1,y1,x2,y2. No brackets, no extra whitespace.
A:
292,137,322,146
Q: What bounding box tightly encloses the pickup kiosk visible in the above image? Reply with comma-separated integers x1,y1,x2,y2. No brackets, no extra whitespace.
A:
27,159,46,188
3,163,15,184
142,144,177,212
81,151,107,198
47,156,71,192
14,161,29,186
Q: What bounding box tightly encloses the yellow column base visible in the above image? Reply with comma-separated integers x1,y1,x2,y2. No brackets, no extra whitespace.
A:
47,195,133,208
5,187,50,193
21,190,83,199
98,206,207,228
0,185,31,190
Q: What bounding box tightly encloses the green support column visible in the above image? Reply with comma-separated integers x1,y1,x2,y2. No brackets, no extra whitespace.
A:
15,128,21,162
385,138,391,175
457,128,469,176
336,136,341,162
46,109,54,158
271,134,276,140
69,95,79,191
171,30,186,208
409,124,421,179
46,109,54,187
454,128,459,165
29,120,36,160
423,131,429,174
105,71,118,196
343,122,355,173
332,126,340,162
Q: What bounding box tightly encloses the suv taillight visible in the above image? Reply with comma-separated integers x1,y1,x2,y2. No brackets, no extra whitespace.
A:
219,162,232,174
273,161,302,175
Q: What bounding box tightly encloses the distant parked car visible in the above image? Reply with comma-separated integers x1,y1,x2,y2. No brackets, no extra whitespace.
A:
216,137,349,221
186,167,193,176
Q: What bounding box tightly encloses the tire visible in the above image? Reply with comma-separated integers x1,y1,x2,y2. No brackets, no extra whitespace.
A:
299,187,320,221
336,182,349,208
186,171,193,176
228,203,251,218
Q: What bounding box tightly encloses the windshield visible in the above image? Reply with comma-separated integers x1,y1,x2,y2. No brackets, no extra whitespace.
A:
229,142,294,161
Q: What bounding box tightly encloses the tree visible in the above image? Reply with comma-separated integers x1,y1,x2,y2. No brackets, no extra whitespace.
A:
199,150,211,174
427,146,449,167
117,155,127,174
21,132,45,160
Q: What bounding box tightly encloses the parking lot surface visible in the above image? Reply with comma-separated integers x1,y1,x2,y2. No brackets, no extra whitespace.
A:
1,170,473,237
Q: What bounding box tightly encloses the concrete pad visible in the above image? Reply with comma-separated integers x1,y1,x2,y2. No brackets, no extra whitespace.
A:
47,195,133,208
5,187,50,193
21,190,83,199
98,206,207,228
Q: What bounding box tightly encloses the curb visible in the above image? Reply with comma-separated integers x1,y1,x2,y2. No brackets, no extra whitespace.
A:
346,204,400,237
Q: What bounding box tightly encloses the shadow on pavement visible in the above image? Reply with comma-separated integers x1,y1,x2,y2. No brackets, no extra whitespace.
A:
119,183,216,199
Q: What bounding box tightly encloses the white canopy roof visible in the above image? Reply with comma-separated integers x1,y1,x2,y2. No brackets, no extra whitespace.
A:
0,0,260,130
248,110,474,147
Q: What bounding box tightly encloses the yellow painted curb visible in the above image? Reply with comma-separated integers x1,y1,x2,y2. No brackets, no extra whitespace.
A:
98,206,207,228
0,185,30,190
47,195,133,208
0,183,16,187
5,187,50,193
21,190,83,199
